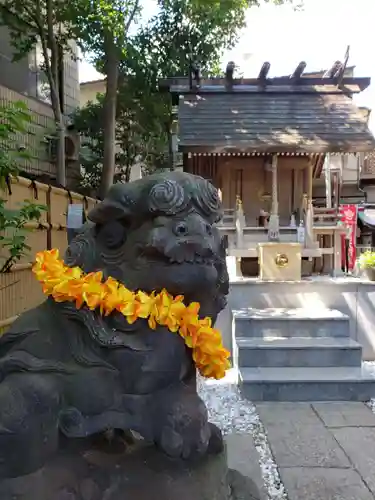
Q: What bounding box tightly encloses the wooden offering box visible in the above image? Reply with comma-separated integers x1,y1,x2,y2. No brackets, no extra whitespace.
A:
258,242,302,281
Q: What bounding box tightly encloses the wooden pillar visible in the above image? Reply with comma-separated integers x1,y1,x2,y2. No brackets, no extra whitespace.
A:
305,159,318,250
332,171,339,210
271,154,278,215
268,154,280,241
307,160,313,202
325,154,332,208
235,195,245,248
333,230,343,276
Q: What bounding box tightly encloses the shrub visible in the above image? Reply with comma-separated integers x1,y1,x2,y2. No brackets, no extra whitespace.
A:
0,101,46,273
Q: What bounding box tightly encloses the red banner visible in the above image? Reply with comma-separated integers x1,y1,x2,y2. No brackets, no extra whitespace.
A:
339,204,357,271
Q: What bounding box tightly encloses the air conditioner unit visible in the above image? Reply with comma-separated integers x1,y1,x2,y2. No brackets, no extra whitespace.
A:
65,133,79,161
44,133,79,162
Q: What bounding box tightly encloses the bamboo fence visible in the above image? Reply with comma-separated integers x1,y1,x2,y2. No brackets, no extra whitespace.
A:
0,176,98,334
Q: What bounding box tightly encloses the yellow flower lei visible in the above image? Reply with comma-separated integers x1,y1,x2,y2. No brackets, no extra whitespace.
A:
32,249,231,380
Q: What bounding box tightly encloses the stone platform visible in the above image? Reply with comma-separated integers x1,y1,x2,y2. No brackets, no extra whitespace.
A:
233,307,375,401
216,277,375,361
0,437,261,500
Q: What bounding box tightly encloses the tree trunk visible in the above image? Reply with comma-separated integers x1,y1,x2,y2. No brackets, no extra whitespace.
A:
100,35,118,199
166,120,174,171
56,121,66,187
42,0,66,187
125,164,131,182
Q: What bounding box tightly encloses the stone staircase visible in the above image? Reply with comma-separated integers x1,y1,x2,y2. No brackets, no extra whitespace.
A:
233,308,375,401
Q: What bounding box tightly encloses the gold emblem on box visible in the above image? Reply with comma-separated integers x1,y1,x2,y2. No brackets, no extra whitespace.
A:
275,253,289,268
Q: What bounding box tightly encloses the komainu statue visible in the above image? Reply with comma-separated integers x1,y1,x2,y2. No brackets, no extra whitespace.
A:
0,172,253,500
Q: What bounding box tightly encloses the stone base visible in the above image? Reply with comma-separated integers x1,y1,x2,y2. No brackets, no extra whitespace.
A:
0,437,261,500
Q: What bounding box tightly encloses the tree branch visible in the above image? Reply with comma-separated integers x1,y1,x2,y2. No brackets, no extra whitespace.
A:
125,0,140,34
34,0,61,121
45,0,62,119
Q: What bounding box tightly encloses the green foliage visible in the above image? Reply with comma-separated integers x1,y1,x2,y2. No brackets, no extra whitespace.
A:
0,101,47,273
130,0,296,79
139,0,248,77
72,97,105,192
72,0,296,192
0,101,31,187
66,0,143,196
72,0,256,190
67,0,142,62
0,0,75,58
72,88,169,192
0,0,75,75
0,200,46,273
359,251,375,270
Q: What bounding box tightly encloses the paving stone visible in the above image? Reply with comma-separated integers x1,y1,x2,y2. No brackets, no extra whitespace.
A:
225,433,267,500
256,402,319,426
332,427,375,496
313,402,375,428
256,404,350,468
265,424,350,468
279,467,373,500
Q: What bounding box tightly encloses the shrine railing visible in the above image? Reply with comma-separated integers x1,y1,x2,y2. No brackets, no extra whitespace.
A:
313,207,340,226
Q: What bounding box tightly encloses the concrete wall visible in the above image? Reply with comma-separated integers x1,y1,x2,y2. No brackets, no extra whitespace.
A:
0,83,56,177
62,41,80,115
313,177,366,205
215,280,375,361
80,79,105,107
341,154,360,184
365,186,375,203
0,84,80,187
0,26,79,115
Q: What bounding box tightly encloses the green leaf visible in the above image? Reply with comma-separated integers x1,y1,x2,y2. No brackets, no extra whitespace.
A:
0,100,47,271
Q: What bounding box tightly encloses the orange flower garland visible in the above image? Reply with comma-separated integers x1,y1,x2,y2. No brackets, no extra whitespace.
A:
32,249,231,379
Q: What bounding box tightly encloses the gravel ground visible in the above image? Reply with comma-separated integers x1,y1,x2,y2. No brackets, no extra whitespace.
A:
364,361,375,377
365,361,375,413
197,369,288,500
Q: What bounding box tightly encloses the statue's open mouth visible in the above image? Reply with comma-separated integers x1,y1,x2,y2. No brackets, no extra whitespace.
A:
140,244,214,266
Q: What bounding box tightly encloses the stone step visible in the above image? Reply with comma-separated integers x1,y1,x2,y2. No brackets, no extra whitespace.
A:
240,365,375,402
234,308,350,339
236,337,362,368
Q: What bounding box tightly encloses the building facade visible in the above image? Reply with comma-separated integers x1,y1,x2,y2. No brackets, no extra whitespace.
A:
0,25,80,186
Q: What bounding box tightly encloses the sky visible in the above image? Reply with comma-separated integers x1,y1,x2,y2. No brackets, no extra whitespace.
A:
79,0,375,128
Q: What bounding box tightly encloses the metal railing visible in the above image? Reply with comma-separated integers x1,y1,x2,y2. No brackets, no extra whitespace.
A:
356,245,375,255
313,207,340,226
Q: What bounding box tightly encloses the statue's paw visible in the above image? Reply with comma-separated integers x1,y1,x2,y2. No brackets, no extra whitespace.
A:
153,387,222,460
158,421,212,460
207,422,224,455
158,420,223,460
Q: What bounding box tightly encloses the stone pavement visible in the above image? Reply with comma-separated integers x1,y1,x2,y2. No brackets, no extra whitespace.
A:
225,433,268,500
256,402,375,500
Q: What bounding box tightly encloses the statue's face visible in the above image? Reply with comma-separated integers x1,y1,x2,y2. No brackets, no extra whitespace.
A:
114,209,222,298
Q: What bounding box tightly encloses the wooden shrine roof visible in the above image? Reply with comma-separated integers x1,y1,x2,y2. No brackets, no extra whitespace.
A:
177,89,375,154
161,59,375,154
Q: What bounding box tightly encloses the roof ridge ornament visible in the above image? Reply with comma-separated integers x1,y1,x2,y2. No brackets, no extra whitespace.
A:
225,61,235,88
189,61,201,90
290,61,306,81
257,62,271,87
